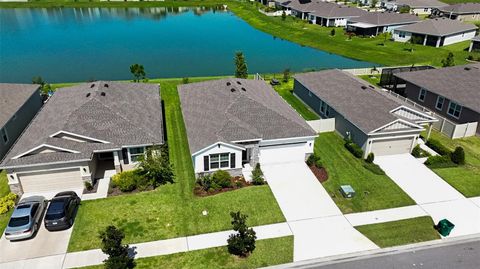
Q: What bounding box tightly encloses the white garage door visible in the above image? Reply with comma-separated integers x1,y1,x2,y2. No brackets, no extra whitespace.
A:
370,137,413,156
259,143,308,165
19,168,83,194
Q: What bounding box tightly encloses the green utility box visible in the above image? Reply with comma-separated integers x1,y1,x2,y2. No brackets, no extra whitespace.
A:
436,219,455,237
339,185,355,198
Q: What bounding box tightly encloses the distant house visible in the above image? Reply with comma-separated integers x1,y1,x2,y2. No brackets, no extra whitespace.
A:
0,84,43,162
275,0,319,20
308,2,366,27
294,70,437,157
347,12,421,36
432,3,480,21
394,64,480,136
178,78,316,176
0,81,164,196
469,35,480,52
382,0,446,15
393,18,478,47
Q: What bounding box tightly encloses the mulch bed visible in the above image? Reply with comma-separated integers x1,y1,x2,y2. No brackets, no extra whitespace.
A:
107,185,154,197
82,179,99,194
309,165,329,183
194,176,252,197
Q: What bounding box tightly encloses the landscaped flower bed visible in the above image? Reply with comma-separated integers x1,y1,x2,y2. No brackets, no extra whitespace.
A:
194,170,252,197
306,154,328,182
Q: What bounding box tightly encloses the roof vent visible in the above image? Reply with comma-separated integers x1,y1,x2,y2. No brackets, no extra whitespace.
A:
236,81,242,85
100,92,106,96
241,87,246,92
464,67,471,71
90,84,95,88
368,85,375,89
361,86,368,90
86,93,91,97
104,83,109,88
230,88,236,92
226,82,231,86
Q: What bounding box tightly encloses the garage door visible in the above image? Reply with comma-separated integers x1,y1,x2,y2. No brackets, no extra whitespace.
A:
259,143,308,165
18,168,83,194
370,137,413,156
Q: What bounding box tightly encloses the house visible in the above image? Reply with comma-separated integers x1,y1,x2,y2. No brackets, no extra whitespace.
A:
393,18,478,47
469,35,480,52
347,12,421,36
0,81,164,196
275,0,322,20
394,64,480,136
382,0,446,15
293,70,437,157
178,78,317,176
0,84,43,162
308,2,366,27
432,3,480,21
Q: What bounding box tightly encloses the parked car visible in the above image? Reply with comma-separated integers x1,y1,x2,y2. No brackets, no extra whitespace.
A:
5,196,47,241
44,191,81,231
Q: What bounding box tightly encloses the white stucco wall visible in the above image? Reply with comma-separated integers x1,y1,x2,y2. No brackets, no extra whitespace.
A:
193,143,243,174
260,136,315,154
393,30,413,42
443,30,477,46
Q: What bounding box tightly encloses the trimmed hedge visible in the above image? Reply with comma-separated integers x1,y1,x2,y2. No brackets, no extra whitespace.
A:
212,170,232,188
111,170,143,192
426,139,450,156
366,153,375,163
451,147,465,165
424,155,456,169
363,162,385,175
344,141,364,158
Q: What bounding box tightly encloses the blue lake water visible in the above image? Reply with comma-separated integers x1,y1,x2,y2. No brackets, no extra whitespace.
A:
0,7,375,83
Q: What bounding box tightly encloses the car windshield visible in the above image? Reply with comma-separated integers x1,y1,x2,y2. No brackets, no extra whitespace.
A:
45,201,65,220
8,216,30,227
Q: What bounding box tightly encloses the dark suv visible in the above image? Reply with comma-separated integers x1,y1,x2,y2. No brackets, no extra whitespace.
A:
44,191,81,231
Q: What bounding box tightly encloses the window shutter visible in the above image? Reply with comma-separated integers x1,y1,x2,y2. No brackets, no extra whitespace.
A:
204,156,209,171
230,153,236,168
122,148,129,164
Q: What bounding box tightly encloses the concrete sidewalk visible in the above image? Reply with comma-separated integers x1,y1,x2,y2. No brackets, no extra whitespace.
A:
345,205,428,226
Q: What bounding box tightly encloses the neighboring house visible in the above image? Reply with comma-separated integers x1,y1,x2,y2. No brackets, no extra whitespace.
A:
469,35,480,52
432,3,480,21
0,84,43,163
308,2,366,27
394,64,480,136
178,78,316,176
0,81,164,196
294,70,437,157
347,12,421,36
393,18,478,47
275,0,321,20
382,0,446,15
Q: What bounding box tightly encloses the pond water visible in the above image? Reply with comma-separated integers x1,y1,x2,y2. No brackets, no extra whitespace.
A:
0,7,375,83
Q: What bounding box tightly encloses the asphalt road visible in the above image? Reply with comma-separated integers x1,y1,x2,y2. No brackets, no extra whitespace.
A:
300,239,480,269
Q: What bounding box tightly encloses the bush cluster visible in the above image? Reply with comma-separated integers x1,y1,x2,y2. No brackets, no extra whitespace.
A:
411,145,431,158
111,170,144,192
306,154,324,168
426,139,450,156
0,193,17,215
365,153,375,163
252,163,265,185
451,147,465,165
196,170,233,192
424,155,456,169
344,140,364,158
424,139,465,168
363,162,385,175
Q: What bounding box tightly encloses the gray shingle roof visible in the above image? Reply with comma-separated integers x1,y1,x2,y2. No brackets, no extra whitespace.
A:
394,64,480,112
309,2,366,18
1,81,164,168
349,12,421,27
0,84,40,127
178,79,316,154
396,18,478,36
437,3,480,14
390,0,446,8
294,70,419,134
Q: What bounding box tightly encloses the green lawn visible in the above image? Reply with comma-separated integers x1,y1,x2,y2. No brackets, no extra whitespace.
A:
358,74,381,86
271,80,319,121
425,130,480,197
68,77,285,252
77,236,293,269
0,170,10,197
355,217,440,248
316,133,415,213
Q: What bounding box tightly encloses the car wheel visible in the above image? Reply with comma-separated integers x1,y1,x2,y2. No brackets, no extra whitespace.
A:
69,218,73,227
34,223,38,233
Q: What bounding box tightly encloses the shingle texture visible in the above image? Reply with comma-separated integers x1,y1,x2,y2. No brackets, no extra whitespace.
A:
178,79,316,154
0,84,40,127
309,2,366,18
349,12,421,26
437,3,480,14
392,0,446,8
294,70,420,134
396,18,477,36
1,81,164,168
395,64,480,111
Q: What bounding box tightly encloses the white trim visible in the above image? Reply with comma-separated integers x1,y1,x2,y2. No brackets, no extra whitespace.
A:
0,158,91,170
192,141,245,157
93,148,121,153
122,143,156,148
208,152,232,170
418,88,427,102
389,105,437,123
12,144,81,159
260,135,317,144
127,146,146,164
435,96,445,111
369,118,424,134
50,130,110,144
231,138,262,143
447,101,462,119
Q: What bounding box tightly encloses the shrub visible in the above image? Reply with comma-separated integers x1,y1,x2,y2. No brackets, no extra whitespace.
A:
212,170,232,188
84,181,93,191
363,163,385,175
0,193,17,215
425,155,456,169
251,163,265,185
137,145,175,188
426,139,451,156
330,28,336,36
315,158,324,168
99,226,135,269
306,154,317,166
451,147,465,165
344,141,364,158
112,170,140,192
196,174,222,192
227,211,257,257
366,153,375,163
182,77,189,84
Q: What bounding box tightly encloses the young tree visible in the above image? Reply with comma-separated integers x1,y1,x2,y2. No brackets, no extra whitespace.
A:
408,36,421,52
441,52,455,67
182,77,189,84
129,64,146,82
281,10,286,21
234,52,248,79
138,145,174,188
330,28,336,36
227,211,257,257
399,6,411,13
370,0,378,8
99,226,135,269
282,68,290,82
32,76,52,96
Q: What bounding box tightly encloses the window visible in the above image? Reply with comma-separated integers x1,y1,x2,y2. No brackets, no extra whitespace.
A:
398,31,406,38
0,128,8,144
320,101,328,115
447,101,462,118
308,90,312,97
129,147,145,163
209,153,230,169
325,106,330,117
435,96,445,110
418,88,427,102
